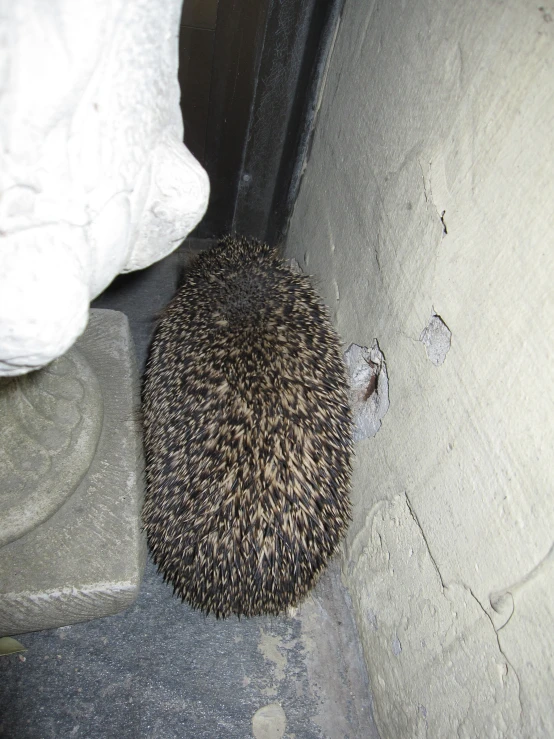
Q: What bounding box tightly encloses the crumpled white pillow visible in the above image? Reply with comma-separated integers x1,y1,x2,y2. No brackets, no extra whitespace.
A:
0,0,210,375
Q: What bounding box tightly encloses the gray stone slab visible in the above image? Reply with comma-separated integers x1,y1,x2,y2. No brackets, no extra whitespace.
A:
0,310,146,635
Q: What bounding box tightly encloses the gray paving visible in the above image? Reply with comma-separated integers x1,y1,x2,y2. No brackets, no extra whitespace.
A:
0,240,379,739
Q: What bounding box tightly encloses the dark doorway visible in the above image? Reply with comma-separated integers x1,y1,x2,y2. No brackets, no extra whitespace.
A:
178,0,344,245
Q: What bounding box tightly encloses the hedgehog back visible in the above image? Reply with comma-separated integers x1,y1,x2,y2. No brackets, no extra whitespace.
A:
142,238,352,617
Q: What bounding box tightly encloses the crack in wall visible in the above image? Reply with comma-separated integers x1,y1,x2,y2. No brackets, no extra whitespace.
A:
355,0,379,60
419,159,448,241
418,158,448,306
404,491,445,591
490,541,554,610
403,490,523,710
466,586,524,725
403,489,524,730
374,229,382,275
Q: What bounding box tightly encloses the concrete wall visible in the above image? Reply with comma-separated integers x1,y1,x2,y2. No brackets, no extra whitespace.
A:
286,1,554,736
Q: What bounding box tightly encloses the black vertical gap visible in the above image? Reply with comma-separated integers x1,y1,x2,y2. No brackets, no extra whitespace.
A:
267,0,345,245
182,0,343,243
234,0,344,245
194,0,272,239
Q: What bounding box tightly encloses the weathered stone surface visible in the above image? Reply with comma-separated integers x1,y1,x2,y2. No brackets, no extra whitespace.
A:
0,309,146,635
346,495,521,737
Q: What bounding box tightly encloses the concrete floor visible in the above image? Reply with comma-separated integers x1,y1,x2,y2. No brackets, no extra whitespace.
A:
0,241,379,739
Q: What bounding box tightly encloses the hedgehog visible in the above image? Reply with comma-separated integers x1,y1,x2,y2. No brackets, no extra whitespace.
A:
141,236,352,618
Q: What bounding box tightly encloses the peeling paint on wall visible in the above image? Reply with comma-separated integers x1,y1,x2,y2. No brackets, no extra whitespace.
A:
287,258,303,275
419,313,451,366
344,341,390,442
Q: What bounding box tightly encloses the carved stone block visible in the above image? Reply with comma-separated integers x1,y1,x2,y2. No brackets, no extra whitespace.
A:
0,310,146,635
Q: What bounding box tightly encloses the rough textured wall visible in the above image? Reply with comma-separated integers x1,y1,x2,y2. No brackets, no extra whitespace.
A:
286,0,554,736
